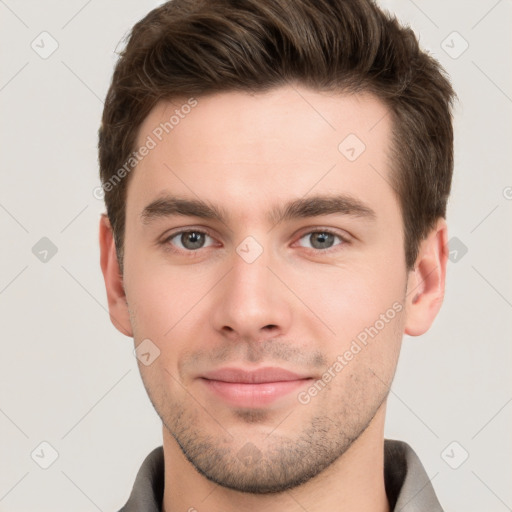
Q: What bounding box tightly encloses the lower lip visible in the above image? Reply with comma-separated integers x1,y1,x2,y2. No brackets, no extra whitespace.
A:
200,378,312,407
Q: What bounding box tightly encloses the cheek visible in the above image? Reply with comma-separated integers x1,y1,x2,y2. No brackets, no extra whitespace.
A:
287,255,406,341
124,262,183,338
294,259,406,388
124,257,218,363
312,302,404,411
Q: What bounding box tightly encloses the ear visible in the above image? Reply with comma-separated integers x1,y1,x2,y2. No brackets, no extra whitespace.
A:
404,217,448,336
99,214,133,337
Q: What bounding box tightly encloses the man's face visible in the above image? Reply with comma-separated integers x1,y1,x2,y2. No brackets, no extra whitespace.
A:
121,86,408,492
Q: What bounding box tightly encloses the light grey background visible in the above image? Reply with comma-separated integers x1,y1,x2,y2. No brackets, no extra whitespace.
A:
1,1,511,511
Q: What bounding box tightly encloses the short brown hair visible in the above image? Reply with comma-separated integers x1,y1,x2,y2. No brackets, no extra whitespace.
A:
98,0,455,272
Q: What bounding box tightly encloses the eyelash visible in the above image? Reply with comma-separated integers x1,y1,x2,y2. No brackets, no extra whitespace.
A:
160,227,351,256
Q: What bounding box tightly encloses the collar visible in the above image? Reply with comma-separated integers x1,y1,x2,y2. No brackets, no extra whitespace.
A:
118,439,443,511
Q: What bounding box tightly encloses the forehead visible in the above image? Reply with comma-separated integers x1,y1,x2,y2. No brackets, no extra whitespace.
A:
128,85,397,224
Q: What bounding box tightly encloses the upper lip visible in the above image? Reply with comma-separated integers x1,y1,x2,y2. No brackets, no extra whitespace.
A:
200,367,311,384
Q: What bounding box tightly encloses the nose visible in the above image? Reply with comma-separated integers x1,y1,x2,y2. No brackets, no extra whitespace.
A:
210,244,293,343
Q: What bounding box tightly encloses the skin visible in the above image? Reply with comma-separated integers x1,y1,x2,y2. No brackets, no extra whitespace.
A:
100,85,448,512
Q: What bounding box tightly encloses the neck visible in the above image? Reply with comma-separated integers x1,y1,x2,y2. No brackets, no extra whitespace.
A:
162,404,390,512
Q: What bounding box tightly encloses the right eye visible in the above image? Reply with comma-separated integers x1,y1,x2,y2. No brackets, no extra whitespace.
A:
163,229,217,252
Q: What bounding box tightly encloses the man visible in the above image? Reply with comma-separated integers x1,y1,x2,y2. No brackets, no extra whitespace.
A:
98,0,455,510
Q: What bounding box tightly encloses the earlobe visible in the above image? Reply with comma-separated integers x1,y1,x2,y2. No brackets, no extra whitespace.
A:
99,214,133,337
404,218,448,336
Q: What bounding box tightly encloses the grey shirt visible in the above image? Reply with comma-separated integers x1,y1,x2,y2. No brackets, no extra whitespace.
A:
118,439,443,511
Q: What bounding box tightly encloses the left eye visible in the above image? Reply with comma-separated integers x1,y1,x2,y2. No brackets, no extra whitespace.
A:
297,231,345,251
167,230,215,251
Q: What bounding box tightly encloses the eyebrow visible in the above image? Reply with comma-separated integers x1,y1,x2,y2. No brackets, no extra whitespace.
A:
140,194,376,226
